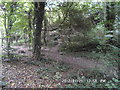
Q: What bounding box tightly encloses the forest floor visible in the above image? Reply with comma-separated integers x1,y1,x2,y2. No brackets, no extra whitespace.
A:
2,44,118,88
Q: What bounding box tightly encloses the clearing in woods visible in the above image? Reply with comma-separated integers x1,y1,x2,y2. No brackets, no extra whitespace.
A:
2,44,118,88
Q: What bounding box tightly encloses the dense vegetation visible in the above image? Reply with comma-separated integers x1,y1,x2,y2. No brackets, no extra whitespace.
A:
0,1,119,88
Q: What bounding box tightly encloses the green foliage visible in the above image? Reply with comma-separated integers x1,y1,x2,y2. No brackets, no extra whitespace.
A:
0,81,7,88
71,50,119,67
64,77,119,88
89,24,106,45
1,2,34,47
2,53,21,62
61,68,119,88
47,41,58,47
54,62,71,72
37,67,54,79
40,58,53,64
104,78,119,88
0,2,119,88
24,58,54,66
60,35,99,52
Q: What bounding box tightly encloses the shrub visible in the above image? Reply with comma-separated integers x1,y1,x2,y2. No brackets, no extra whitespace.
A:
60,41,99,52
47,41,58,47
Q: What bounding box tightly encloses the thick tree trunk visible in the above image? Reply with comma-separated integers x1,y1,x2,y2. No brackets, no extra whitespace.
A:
33,2,45,60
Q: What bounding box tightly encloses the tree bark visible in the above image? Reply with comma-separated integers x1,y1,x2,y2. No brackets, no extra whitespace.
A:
33,2,45,60
3,3,15,58
105,2,115,44
28,9,32,48
43,15,47,46
4,8,10,57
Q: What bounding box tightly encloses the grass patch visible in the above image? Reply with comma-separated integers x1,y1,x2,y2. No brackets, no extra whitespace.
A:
2,53,22,62
60,68,119,88
24,58,55,66
47,41,58,48
37,67,56,79
39,58,54,64
68,51,119,67
53,62,72,72
36,61,72,80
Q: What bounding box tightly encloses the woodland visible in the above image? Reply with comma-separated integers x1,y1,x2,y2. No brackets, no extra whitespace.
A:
0,1,120,88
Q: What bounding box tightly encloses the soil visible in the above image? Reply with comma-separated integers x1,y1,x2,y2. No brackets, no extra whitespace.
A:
2,44,118,88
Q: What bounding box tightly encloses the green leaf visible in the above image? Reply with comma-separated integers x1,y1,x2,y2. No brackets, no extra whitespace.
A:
112,78,119,83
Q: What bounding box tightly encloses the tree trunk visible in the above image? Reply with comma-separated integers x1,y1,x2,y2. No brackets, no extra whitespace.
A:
4,9,10,57
28,9,32,48
105,2,115,44
33,2,45,60
24,28,27,43
43,15,47,46
4,2,16,58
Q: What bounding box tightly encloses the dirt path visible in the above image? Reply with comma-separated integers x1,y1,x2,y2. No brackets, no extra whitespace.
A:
10,45,118,78
2,45,118,87
42,45,118,78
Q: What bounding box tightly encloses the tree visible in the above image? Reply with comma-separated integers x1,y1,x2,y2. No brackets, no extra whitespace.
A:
105,2,116,44
43,15,48,46
33,2,45,60
28,9,33,48
2,2,17,58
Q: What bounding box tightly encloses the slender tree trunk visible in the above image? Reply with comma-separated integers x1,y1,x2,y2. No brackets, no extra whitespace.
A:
8,17,12,49
33,2,45,60
6,2,16,58
105,2,115,31
4,10,10,56
24,28,27,44
105,2,115,44
28,9,32,48
43,15,47,46
4,7,11,58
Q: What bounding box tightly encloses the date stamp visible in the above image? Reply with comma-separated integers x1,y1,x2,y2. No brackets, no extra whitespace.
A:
62,79,106,83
